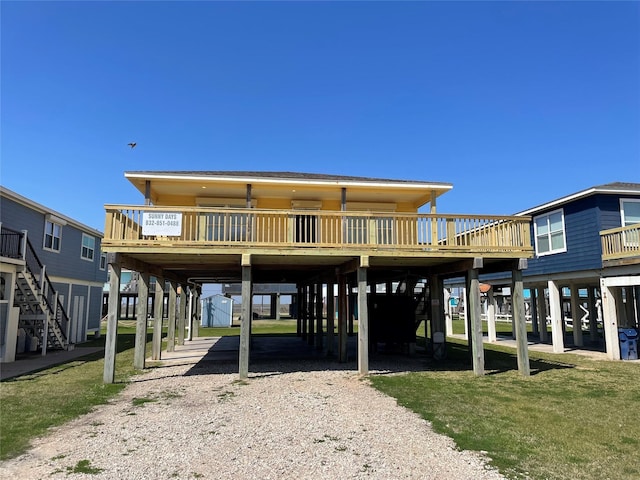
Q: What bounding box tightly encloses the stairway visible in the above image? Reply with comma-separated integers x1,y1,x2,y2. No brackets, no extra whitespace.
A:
2,227,70,352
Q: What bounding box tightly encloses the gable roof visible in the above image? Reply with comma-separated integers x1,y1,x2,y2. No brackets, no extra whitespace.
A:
516,182,640,216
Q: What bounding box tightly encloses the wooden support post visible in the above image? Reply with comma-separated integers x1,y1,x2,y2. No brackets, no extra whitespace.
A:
315,282,323,351
187,289,193,341
530,288,539,336
151,277,164,361
487,288,497,343
177,285,186,346
430,275,446,360
167,281,178,352
338,274,348,362
103,261,121,384
307,284,315,346
193,288,201,338
326,282,335,356
570,285,583,347
357,262,369,375
548,280,564,353
134,271,149,370
348,278,355,336
467,268,484,376
296,286,302,336
301,285,308,340
275,293,281,320
537,286,549,342
239,264,252,379
512,268,530,376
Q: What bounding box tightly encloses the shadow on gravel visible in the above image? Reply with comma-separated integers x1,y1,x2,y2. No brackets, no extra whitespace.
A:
141,334,578,381
179,334,433,377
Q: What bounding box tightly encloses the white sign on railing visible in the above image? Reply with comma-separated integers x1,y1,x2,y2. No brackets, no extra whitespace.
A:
142,212,182,236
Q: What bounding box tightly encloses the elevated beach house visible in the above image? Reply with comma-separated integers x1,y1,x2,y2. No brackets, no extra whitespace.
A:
101,171,533,382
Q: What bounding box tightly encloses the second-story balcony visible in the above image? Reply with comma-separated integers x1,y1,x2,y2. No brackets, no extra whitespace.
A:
601,224,640,267
103,205,532,259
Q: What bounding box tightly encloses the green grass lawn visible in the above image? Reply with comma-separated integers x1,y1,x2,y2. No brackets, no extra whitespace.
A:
2,318,637,480
370,338,640,480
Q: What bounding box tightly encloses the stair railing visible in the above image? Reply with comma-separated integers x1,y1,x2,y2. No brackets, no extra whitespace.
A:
1,227,70,348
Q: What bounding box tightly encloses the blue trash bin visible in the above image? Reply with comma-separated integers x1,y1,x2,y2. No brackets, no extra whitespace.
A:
618,328,638,360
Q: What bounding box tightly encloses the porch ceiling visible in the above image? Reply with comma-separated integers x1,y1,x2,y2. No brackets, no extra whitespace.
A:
114,250,520,285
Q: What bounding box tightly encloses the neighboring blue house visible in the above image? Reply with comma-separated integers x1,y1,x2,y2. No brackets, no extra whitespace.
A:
0,186,107,362
478,182,639,360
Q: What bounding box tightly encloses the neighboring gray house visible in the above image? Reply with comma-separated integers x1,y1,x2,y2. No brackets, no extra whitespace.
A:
0,186,107,362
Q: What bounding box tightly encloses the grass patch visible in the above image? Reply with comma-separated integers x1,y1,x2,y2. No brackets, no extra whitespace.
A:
370,338,640,480
68,459,103,474
0,326,149,460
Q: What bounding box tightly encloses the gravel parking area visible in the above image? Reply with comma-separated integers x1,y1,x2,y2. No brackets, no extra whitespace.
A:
2,356,505,480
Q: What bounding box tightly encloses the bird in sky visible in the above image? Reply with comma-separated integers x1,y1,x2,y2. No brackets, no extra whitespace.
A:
128,142,137,149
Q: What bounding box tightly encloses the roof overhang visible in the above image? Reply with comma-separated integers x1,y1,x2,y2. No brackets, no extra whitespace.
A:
124,171,453,209
516,183,640,216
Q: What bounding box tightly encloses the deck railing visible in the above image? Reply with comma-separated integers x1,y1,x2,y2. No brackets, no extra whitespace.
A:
103,205,532,254
601,224,640,261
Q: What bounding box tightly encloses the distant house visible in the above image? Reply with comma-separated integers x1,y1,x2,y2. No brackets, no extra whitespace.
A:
479,182,640,360
0,186,107,362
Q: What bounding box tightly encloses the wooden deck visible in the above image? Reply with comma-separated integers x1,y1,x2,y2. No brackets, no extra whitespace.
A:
103,205,532,257
601,224,640,266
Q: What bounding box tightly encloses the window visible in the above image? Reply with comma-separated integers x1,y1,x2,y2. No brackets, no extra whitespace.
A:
100,253,107,270
345,217,368,244
44,220,62,251
81,234,95,260
620,199,640,227
534,209,566,256
620,199,640,246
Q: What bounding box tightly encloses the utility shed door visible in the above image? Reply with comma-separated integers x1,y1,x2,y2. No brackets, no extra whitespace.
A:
201,295,233,327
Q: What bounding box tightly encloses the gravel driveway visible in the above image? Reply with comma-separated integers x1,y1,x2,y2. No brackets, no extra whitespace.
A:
2,353,505,480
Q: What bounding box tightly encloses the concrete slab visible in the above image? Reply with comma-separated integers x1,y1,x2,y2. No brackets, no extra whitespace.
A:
0,347,104,381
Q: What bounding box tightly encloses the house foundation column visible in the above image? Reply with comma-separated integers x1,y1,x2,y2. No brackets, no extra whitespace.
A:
444,288,453,336
134,271,149,370
307,284,315,346
338,273,348,362
487,287,497,343
512,265,530,376
327,282,335,356
103,259,121,384
357,258,369,375
430,275,446,360
151,277,164,361
193,287,201,338
301,285,307,340
537,286,549,342
296,285,302,336
239,257,252,379
530,288,539,336
177,285,186,346
548,280,565,353
316,282,323,351
587,286,599,345
600,279,621,360
570,285,583,347
167,280,178,352
467,264,484,376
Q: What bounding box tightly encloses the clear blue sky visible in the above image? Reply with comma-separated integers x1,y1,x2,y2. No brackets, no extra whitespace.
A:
2,1,639,231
